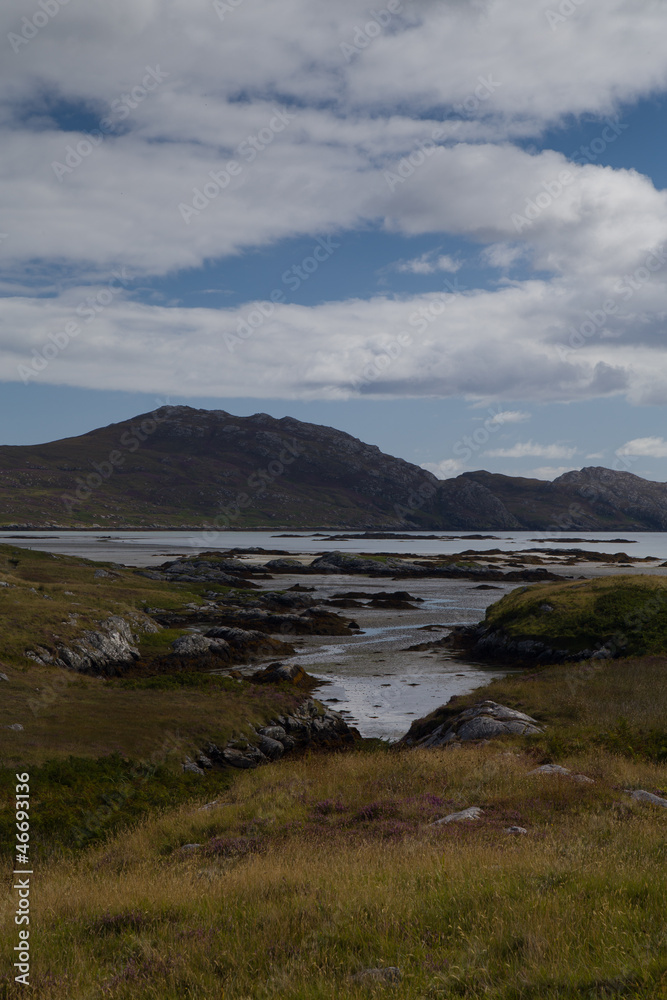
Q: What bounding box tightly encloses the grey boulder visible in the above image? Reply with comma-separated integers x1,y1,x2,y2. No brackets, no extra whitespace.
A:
415,700,543,747
626,789,667,808
171,634,230,657
430,806,483,825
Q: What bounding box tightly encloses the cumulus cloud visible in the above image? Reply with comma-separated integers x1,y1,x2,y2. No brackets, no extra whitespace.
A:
485,441,578,459
1,0,667,407
482,243,527,270
616,437,667,458
2,282,667,403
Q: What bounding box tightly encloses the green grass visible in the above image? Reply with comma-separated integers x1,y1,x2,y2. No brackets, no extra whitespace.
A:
0,753,235,859
1,651,666,997
483,575,667,656
0,544,214,668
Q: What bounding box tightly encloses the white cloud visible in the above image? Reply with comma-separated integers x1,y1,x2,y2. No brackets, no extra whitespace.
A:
3,283,667,404
487,410,531,425
1,0,667,408
616,437,667,458
482,243,527,270
395,252,461,275
524,465,580,480
420,458,465,480
485,441,577,459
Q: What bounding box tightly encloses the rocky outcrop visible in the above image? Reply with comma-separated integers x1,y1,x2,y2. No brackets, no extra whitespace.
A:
141,555,267,588
153,604,359,636
171,634,231,657
444,622,616,665
402,700,544,747
187,698,359,772
303,551,561,583
204,626,294,659
250,661,313,687
156,629,295,671
26,615,155,675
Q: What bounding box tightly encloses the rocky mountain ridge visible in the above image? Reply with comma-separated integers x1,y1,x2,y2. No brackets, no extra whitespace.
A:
1,406,666,530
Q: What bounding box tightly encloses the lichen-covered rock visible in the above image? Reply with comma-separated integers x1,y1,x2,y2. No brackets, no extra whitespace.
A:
258,735,284,759
55,616,141,675
220,748,259,769
171,634,231,657
430,806,483,825
626,789,667,808
404,700,543,747
189,699,359,774
204,626,292,660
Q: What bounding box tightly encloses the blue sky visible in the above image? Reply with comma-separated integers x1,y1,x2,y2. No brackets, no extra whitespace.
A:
1,0,667,484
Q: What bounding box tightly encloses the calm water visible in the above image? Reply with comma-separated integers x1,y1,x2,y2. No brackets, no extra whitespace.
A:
1,528,666,565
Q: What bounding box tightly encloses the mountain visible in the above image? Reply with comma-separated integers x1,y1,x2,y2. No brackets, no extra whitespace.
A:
0,406,666,530
0,406,443,529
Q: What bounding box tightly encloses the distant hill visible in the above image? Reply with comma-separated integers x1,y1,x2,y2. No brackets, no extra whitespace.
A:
0,406,666,530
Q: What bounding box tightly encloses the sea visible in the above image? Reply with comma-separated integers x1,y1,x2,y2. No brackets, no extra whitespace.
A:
2,528,666,564
3,529,665,740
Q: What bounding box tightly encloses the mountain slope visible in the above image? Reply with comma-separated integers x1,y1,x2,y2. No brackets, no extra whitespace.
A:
462,467,667,531
0,406,441,528
1,406,666,530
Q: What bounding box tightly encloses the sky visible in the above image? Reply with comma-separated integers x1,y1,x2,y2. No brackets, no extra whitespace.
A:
1,0,667,484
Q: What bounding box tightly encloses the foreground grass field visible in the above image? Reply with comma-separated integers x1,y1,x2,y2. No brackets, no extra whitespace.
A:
2,654,666,999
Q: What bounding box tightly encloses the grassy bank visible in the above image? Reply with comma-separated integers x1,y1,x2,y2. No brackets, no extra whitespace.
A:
2,651,666,998
0,543,310,864
482,574,667,657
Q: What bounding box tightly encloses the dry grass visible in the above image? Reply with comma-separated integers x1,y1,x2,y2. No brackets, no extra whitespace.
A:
2,746,666,999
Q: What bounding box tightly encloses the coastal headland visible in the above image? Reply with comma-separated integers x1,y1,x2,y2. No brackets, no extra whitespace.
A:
1,538,666,998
